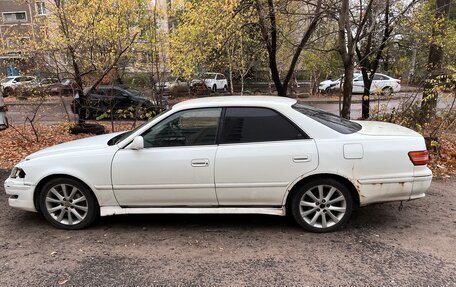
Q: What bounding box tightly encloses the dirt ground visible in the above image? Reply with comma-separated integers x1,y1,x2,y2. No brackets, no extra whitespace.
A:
0,169,455,287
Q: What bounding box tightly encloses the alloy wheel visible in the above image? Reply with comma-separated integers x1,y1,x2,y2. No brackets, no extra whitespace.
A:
298,185,347,229
45,183,88,225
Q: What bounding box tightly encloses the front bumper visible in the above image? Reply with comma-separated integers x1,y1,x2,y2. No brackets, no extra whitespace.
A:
4,178,37,212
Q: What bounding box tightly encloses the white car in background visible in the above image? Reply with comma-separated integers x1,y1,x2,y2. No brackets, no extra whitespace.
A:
192,72,228,92
352,73,401,96
4,96,431,232
319,73,401,96
0,75,37,96
318,77,341,93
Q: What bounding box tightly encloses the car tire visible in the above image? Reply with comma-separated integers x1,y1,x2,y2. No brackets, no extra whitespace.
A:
39,178,99,230
212,84,217,93
3,87,12,97
223,85,228,93
382,87,393,97
291,178,353,233
69,123,105,135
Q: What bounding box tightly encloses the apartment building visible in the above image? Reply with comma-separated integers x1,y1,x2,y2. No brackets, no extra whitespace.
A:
0,0,46,76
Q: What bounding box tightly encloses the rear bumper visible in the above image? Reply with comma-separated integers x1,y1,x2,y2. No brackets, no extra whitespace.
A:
357,170,432,206
409,174,432,200
4,178,37,212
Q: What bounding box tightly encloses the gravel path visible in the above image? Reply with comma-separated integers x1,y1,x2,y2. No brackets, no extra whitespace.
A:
1,169,455,286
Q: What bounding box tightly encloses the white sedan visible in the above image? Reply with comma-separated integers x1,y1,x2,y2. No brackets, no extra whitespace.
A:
4,96,432,232
319,73,401,96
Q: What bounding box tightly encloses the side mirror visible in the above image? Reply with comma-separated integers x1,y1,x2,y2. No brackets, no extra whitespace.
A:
127,136,144,150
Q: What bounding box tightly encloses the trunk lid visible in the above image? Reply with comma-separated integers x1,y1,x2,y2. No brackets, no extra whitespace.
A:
354,121,421,137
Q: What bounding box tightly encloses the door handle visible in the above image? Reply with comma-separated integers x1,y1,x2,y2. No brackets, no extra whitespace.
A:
191,159,209,167
293,155,311,163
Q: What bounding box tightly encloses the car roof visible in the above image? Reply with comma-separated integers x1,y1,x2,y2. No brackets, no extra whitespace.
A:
173,96,297,110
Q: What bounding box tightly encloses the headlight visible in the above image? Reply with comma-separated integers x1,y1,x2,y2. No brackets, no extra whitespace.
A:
10,167,26,179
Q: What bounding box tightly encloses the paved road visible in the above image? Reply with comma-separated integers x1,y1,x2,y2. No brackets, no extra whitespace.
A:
4,92,454,124
0,169,455,287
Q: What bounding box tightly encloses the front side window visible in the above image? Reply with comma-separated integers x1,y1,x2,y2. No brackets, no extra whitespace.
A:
354,75,363,82
142,108,221,148
220,107,306,144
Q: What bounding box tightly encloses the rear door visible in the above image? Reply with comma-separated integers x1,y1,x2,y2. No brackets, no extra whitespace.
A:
371,74,386,93
215,107,319,206
352,75,364,93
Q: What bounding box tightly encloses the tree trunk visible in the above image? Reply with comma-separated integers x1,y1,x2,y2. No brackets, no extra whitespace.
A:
360,68,373,119
421,0,450,123
241,75,244,95
341,62,355,119
338,0,355,119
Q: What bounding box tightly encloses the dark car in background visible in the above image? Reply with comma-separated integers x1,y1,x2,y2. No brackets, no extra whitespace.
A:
71,85,167,119
50,79,79,96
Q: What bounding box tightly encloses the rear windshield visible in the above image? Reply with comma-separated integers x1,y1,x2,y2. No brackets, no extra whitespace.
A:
292,103,361,134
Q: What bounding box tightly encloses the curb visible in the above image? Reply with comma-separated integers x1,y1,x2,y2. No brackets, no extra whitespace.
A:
299,95,406,104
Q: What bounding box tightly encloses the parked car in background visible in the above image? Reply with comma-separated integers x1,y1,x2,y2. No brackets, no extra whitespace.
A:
70,85,167,119
352,73,401,96
192,72,228,92
156,77,190,96
318,77,341,93
0,76,37,96
319,73,401,96
5,96,432,232
49,79,79,96
39,78,60,87
18,78,61,97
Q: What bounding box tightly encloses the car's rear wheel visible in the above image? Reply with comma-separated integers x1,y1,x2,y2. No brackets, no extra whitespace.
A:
223,85,228,92
212,84,217,92
382,87,393,97
39,178,99,230
291,178,353,233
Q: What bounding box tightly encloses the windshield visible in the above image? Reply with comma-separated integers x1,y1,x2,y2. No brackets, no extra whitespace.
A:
292,103,361,134
1,77,15,83
201,73,215,79
108,108,170,145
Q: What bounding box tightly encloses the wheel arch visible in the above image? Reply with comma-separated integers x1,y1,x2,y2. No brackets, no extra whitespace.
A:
284,173,360,212
33,174,100,213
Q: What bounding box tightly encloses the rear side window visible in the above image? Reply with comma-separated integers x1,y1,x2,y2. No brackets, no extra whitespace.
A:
292,103,361,134
220,107,306,144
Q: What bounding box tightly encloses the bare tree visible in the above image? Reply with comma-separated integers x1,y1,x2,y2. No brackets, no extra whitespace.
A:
356,0,418,119
421,0,451,123
253,0,323,97
337,0,374,119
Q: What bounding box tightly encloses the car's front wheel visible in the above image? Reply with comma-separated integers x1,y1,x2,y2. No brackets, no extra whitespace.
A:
39,178,99,230
382,87,393,97
291,178,353,232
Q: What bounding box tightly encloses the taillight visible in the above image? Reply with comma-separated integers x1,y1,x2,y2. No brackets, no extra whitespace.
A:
408,151,429,166
396,79,401,84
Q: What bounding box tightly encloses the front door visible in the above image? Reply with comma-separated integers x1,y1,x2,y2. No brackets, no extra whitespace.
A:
112,108,222,206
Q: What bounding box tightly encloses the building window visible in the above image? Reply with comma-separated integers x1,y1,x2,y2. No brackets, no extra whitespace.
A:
36,2,46,16
2,12,27,23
